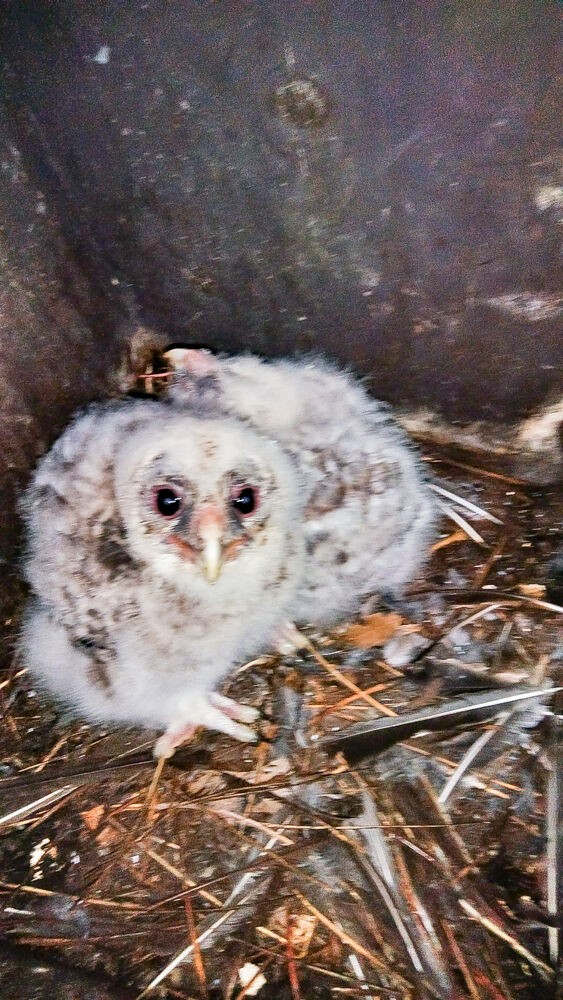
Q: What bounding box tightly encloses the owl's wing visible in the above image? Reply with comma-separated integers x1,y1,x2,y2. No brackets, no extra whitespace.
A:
170,352,402,458
186,355,437,615
169,352,331,438
22,401,155,649
168,353,437,617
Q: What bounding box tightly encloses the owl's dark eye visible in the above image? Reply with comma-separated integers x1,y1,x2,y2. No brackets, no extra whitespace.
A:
231,485,259,517
152,486,183,518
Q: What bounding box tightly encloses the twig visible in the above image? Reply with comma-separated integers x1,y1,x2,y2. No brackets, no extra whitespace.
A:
424,456,528,485
458,899,554,981
184,895,208,999
293,890,412,988
438,713,512,805
440,919,483,1000
545,713,560,965
429,483,503,524
144,755,166,822
300,636,397,718
286,910,302,1000
136,828,290,997
0,786,76,827
437,501,486,546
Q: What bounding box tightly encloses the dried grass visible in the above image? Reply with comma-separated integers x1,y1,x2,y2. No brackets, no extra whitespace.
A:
0,451,561,999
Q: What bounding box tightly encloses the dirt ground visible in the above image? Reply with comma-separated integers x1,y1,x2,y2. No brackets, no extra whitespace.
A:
0,445,561,1000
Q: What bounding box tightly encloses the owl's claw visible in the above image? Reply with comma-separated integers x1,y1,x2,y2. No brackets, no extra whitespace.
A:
272,621,309,656
153,692,259,759
209,691,260,724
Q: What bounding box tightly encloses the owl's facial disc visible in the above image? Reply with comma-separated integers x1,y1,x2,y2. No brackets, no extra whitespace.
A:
148,474,264,583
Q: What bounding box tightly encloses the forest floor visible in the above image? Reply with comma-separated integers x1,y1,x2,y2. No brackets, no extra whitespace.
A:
0,445,561,1000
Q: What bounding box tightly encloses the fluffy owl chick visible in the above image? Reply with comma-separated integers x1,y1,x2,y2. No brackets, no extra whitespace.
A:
168,350,437,623
21,400,303,757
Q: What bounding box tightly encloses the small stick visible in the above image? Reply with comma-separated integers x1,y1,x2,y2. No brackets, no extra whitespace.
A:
440,919,483,1000
429,483,503,524
144,756,166,822
424,456,528,485
437,501,487,546
293,890,411,987
310,681,392,722
286,910,303,1000
458,898,554,981
184,894,208,999
300,635,397,718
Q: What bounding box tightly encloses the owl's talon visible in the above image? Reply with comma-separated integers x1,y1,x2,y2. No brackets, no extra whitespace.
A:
273,621,309,656
209,691,260,724
154,692,259,758
153,724,196,760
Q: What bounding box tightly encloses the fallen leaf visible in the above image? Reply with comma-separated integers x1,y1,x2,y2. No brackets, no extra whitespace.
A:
431,529,468,552
342,612,403,648
226,756,291,784
517,583,546,598
185,769,227,796
95,824,119,848
80,804,105,831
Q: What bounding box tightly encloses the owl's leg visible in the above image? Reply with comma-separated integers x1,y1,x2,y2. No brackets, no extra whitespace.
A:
153,692,259,759
154,724,197,760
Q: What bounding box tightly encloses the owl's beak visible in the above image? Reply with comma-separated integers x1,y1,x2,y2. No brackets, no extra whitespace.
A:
195,505,224,583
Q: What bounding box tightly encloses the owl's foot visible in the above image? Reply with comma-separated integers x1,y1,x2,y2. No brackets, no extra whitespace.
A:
273,621,310,656
209,691,260,724
153,692,259,759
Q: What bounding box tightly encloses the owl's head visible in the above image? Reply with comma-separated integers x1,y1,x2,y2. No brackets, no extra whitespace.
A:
113,412,302,588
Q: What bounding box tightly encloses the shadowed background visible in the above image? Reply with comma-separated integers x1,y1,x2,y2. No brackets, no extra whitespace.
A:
0,0,560,627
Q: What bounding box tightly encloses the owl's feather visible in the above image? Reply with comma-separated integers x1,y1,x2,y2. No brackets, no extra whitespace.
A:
169,353,437,622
